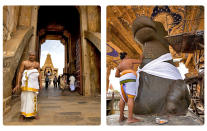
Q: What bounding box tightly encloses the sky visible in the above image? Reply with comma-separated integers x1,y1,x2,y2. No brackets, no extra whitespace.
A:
40,40,65,75
109,62,189,92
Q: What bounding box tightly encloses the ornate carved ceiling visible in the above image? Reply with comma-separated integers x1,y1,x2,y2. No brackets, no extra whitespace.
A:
107,6,204,69
37,6,80,45
38,24,71,45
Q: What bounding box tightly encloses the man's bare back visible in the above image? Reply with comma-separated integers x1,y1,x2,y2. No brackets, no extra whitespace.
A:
115,55,143,77
115,52,143,123
118,59,140,72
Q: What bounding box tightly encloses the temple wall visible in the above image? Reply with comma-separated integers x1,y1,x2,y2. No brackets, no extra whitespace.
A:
3,6,20,42
70,36,77,74
87,6,101,96
3,6,38,114
80,6,101,96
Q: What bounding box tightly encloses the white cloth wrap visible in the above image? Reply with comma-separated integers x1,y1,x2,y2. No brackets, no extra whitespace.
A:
136,53,183,96
21,69,39,91
70,85,75,91
69,76,76,91
69,76,76,85
21,91,37,117
120,73,137,102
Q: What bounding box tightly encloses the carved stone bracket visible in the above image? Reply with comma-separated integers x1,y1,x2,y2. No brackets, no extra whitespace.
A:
84,31,101,52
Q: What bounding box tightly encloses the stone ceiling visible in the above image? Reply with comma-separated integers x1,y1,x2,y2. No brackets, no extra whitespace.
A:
37,6,80,45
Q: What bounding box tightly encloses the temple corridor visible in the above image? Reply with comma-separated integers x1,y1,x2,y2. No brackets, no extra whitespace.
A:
3,6,101,119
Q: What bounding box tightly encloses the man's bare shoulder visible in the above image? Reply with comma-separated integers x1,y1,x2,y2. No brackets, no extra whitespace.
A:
121,59,134,64
127,58,138,61
22,60,28,65
35,61,40,65
34,61,40,68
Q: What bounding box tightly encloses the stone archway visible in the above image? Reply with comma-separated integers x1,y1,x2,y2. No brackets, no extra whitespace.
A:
36,6,82,95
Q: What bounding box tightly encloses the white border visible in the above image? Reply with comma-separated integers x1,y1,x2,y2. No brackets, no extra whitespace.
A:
0,0,206,131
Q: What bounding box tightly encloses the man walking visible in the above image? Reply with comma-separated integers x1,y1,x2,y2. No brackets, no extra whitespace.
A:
53,76,58,88
57,75,60,88
13,52,42,120
45,75,50,90
69,74,76,91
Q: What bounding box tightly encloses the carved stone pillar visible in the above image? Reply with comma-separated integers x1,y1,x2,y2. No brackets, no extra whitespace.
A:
80,6,91,96
107,66,112,92
29,6,38,54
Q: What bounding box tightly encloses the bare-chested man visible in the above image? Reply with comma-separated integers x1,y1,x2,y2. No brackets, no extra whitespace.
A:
13,52,42,120
115,52,143,123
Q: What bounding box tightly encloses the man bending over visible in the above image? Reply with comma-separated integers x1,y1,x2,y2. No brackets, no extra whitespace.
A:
115,52,143,123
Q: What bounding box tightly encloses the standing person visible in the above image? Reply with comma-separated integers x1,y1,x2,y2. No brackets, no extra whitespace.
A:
12,52,42,120
46,71,51,77
53,76,58,88
69,74,76,91
60,75,66,90
115,52,143,123
45,75,50,90
57,75,60,88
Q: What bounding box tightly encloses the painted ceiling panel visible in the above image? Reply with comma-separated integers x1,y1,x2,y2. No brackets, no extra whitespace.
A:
107,6,204,68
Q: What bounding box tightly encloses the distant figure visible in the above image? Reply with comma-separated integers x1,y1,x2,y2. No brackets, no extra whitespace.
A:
69,75,76,91
60,75,66,90
45,75,50,90
53,76,58,88
57,75,60,88
46,71,51,77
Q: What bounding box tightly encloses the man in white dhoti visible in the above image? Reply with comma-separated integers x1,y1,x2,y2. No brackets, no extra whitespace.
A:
115,52,143,123
69,75,76,91
13,52,42,120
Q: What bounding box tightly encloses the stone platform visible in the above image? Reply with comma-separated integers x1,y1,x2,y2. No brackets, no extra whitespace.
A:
107,112,203,125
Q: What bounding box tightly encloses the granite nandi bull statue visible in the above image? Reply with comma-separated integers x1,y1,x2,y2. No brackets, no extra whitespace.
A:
132,16,190,115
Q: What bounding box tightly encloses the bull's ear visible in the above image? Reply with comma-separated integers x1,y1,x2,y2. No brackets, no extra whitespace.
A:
154,21,168,37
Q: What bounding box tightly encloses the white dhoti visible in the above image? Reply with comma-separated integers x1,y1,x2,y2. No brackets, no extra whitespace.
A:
21,92,37,117
21,69,39,117
136,53,183,90
119,70,137,103
70,84,75,91
69,76,76,91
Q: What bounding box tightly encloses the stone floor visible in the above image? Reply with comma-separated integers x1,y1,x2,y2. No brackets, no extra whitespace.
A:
107,111,203,126
3,86,101,125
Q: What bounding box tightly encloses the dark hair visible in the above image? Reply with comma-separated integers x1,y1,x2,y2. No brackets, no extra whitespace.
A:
120,52,127,60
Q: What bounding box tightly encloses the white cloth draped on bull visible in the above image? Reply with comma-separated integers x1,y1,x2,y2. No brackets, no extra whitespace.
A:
135,53,183,97
119,53,183,103
21,69,39,117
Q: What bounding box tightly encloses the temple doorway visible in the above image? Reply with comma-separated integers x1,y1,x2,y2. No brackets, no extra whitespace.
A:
36,6,83,95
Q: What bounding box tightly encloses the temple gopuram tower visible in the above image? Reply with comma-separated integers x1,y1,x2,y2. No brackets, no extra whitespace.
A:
41,53,58,82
